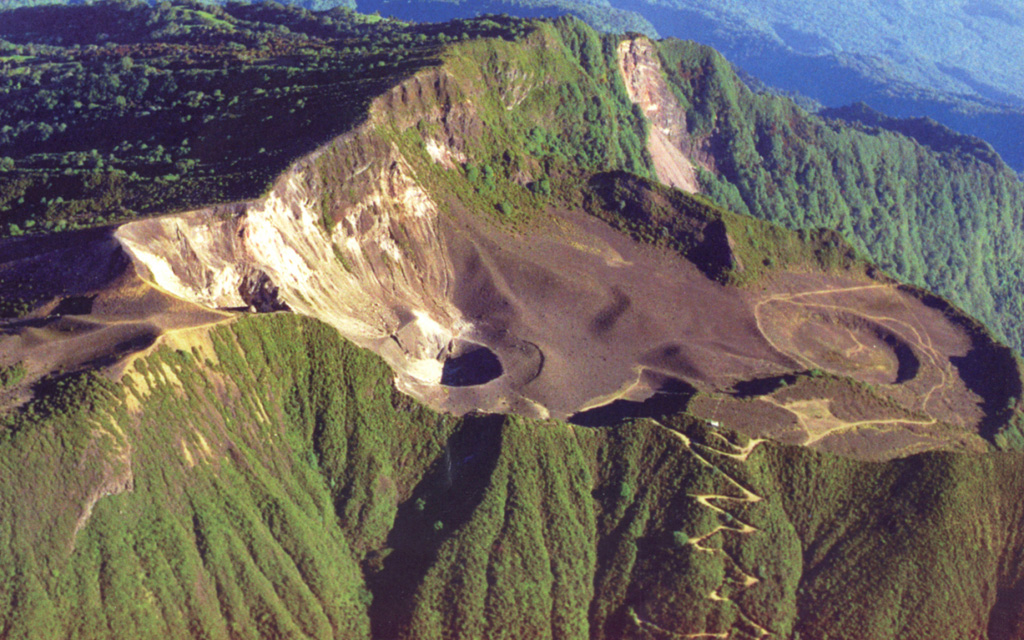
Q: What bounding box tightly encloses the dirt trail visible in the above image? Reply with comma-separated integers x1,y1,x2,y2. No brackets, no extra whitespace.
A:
634,420,771,639
753,284,952,412
759,396,937,446
629,609,729,639
0,267,237,411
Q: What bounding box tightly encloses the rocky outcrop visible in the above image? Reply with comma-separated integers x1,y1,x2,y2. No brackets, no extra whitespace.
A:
116,133,468,402
617,37,715,192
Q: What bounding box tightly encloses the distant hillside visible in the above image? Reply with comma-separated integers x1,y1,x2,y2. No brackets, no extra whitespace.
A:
607,0,1024,172
359,0,1024,171
356,0,657,36
6,0,1024,170
0,0,658,35
819,102,1002,165
617,0,1024,107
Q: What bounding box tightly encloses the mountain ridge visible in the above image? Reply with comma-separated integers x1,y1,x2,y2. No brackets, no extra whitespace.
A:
4,312,1024,638
7,21,1021,450
2,8,1024,638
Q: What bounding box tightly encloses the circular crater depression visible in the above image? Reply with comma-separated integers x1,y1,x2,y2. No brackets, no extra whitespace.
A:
760,304,920,385
441,341,503,387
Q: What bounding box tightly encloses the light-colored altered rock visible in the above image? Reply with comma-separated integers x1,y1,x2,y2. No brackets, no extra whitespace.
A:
617,37,717,193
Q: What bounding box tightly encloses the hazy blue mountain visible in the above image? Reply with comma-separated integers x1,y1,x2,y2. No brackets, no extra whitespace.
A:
356,0,658,36
607,0,1024,171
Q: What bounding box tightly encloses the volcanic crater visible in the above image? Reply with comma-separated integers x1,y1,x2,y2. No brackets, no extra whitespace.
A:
2,49,1020,462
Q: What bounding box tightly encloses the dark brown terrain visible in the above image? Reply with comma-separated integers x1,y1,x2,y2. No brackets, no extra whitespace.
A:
3,181,1017,462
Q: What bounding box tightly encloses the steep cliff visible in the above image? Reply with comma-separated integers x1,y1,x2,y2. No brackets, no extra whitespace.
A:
616,37,710,193
116,142,465,403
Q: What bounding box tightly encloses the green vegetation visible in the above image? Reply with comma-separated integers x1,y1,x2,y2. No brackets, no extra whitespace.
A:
311,16,652,231
0,315,454,638
995,396,1024,451
0,0,533,236
635,0,1024,104
2,9,1024,637
1,314,1022,638
759,438,1024,638
656,40,1024,354
0,361,25,387
585,170,861,285
583,0,1024,172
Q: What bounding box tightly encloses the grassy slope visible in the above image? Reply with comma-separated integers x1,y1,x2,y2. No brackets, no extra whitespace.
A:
2,314,1023,639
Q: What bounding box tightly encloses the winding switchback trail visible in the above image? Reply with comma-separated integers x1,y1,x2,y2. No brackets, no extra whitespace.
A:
637,420,771,638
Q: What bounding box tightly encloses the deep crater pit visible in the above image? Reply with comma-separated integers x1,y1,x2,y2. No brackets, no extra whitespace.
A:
441,342,503,387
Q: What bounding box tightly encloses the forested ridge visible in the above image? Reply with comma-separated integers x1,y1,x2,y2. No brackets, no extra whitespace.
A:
0,0,532,236
654,40,1024,355
604,0,1024,173
360,0,1024,172
2,314,1023,639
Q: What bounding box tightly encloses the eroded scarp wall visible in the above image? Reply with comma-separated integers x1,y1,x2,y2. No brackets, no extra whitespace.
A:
617,37,715,193
116,141,468,400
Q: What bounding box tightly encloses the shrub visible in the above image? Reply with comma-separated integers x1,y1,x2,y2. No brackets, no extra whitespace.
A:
0,362,26,387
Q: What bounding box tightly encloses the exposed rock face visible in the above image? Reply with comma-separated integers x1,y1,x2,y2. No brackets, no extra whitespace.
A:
111,58,557,418
117,139,467,401
375,67,479,160
108,37,1019,460
617,37,714,192
107,44,554,415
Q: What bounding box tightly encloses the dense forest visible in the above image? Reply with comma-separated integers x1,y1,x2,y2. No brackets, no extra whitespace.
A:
653,40,1024,356
2,313,1023,638
0,0,530,234
617,0,1024,106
